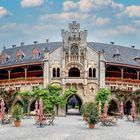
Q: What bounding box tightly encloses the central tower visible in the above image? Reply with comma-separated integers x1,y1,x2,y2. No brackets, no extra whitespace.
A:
61,21,87,64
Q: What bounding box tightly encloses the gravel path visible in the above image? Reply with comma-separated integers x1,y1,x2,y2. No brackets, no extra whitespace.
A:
0,115,140,140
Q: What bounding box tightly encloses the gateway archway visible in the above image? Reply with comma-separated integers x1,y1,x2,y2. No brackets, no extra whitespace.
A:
108,100,118,115
125,101,132,115
66,94,82,115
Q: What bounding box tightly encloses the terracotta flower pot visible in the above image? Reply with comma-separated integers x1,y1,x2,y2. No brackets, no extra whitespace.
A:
88,124,95,129
14,120,21,127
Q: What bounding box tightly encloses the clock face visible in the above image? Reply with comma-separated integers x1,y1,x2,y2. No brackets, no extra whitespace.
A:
71,45,78,55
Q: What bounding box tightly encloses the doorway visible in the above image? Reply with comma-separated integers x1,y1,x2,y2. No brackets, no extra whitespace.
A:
66,94,82,115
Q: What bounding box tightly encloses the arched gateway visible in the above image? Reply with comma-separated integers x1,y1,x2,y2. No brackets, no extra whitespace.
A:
66,94,82,115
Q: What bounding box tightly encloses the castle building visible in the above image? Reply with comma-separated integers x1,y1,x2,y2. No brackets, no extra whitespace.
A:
0,21,140,114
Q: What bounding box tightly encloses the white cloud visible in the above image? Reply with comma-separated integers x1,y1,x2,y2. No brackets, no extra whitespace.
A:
118,25,137,33
0,6,10,18
40,12,90,21
79,0,94,12
94,17,110,26
134,20,140,25
111,1,124,10
125,5,140,17
21,0,44,8
100,25,137,36
63,0,124,12
0,23,17,31
63,1,78,11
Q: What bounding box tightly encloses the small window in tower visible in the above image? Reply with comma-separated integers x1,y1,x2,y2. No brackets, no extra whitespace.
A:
93,68,96,78
53,68,56,77
57,68,60,77
89,68,92,77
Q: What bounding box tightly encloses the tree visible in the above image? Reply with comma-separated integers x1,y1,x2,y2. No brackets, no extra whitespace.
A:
33,84,77,114
96,88,111,113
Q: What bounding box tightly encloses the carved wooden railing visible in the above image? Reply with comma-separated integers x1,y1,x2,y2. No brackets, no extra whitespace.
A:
0,77,43,86
106,77,140,85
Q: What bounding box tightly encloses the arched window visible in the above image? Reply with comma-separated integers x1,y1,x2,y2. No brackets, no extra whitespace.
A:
93,68,96,78
69,67,80,77
89,68,92,77
57,68,60,77
53,68,56,77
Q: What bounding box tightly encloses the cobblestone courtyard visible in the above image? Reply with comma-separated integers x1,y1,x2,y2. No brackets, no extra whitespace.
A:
0,115,140,140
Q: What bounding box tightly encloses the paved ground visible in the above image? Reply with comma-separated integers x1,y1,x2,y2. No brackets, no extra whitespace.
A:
0,115,140,140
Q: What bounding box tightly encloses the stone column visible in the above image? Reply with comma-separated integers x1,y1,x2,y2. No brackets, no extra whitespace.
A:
137,71,139,80
121,68,124,79
99,51,105,88
24,67,27,79
43,51,50,88
8,70,11,80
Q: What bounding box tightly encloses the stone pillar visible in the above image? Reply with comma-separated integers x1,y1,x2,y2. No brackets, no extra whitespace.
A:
99,51,105,88
8,70,11,80
24,67,27,79
121,68,124,79
43,51,50,88
137,71,139,80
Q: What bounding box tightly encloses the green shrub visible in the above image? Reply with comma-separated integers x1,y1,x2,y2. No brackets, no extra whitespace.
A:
11,104,23,121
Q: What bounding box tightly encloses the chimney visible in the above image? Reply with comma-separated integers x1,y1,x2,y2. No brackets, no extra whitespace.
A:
12,45,16,48
21,42,24,46
34,41,38,44
131,45,135,49
46,39,49,43
110,42,115,45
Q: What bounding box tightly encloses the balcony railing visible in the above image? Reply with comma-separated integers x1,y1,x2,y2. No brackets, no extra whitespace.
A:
106,77,140,85
0,77,43,86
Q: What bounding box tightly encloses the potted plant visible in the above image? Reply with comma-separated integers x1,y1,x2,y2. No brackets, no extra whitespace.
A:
80,103,88,121
11,104,23,127
86,102,98,129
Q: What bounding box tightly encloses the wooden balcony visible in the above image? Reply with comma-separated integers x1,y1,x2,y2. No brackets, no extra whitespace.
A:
106,77,140,85
0,77,43,86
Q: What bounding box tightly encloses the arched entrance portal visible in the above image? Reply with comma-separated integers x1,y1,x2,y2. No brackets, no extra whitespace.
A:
14,101,23,107
66,94,82,115
124,101,132,115
108,100,118,115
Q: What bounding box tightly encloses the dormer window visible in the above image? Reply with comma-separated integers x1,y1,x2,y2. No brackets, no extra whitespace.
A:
0,52,10,64
16,50,24,61
113,48,120,58
134,56,140,63
32,48,40,59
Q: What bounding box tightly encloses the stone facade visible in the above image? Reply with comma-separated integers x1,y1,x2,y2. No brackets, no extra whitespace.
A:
44,21,105,103
1,21,140,115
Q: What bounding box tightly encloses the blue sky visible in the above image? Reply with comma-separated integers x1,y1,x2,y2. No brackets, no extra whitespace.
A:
0,0,140,50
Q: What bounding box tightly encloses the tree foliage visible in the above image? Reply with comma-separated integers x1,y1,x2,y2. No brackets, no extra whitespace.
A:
15,84,77,114
96,88,111,113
